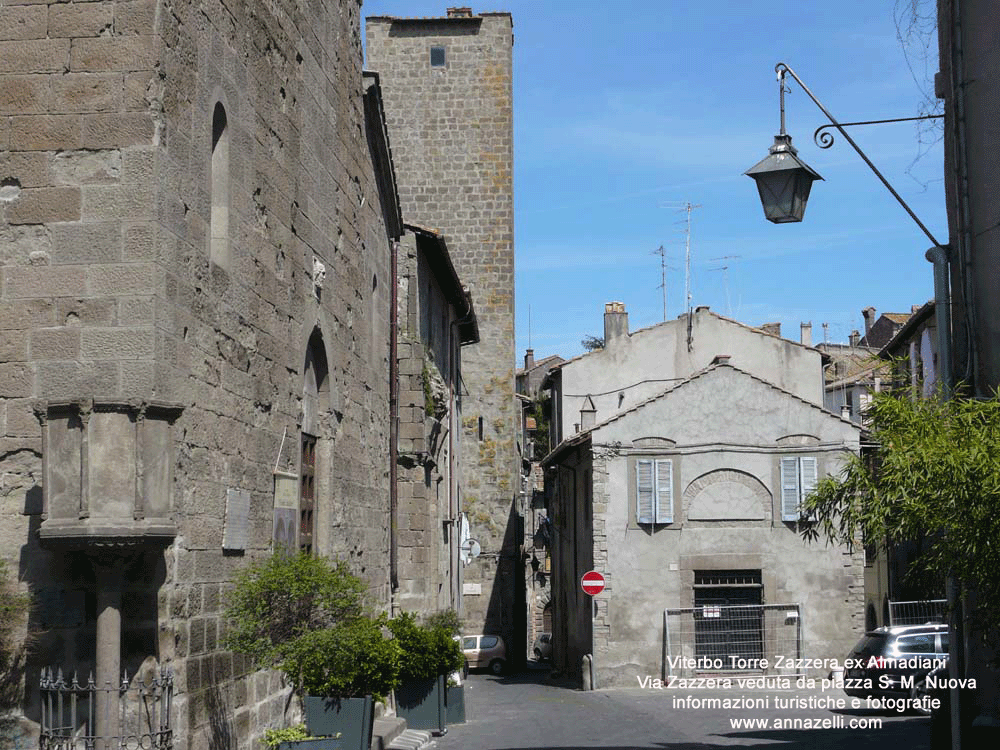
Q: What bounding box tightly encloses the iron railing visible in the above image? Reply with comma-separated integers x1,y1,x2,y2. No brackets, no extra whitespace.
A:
664,603,802,677
40,667,173,750
888,598,948,626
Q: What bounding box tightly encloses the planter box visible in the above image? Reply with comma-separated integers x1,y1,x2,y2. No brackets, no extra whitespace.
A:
303,695,374,750
278,740,342,750
395,675,445,733
445,683,466,724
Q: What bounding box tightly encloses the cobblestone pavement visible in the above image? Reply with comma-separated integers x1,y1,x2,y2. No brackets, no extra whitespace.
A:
436,665,933,750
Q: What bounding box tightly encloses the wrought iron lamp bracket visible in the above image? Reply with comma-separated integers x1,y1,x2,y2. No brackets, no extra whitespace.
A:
775,62,944,248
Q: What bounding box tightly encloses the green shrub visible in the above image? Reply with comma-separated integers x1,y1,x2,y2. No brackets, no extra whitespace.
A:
263,725,310,748
0,560,30,731
281,616,401,701
388,612,463,683
224,550,365,668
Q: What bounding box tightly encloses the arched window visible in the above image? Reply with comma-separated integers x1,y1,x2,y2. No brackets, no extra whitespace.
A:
300,329,330,554
210,102,230,269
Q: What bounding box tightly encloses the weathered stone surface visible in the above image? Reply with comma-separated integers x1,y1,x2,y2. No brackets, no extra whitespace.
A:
0,6,47,42
0,74,49,115
29,328,80,360
9,115,82,150
3,186,80,224
4,265,86,298
47,3,113,38
51,74,123,114
69,36,158,73
50,222,122,264
52,149,121,185
0,39,70,74
0,151,50,187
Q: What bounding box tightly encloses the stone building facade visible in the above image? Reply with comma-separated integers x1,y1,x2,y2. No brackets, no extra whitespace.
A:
394,222,478,615
1,1,399,747
366,9,523,657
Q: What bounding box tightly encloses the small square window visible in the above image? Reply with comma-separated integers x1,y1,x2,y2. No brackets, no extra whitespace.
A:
430,46,446,67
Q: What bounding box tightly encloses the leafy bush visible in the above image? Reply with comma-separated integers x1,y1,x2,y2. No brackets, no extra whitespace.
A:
263,725,310,748
0,560,30,731
224,550,365,668
389,612,463,683
281,616,401,701
224,551,401,699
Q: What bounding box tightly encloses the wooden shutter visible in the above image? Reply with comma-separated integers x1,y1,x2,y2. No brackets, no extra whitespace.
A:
636,459,654,524
799,457,818,520
655,459,673,523
780,457,800,521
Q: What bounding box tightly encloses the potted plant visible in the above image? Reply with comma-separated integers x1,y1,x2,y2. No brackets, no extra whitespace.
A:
263,724,341,750
224,551,400,750
389,611,465,733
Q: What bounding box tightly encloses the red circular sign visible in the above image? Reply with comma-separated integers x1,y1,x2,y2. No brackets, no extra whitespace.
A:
581,570,605,596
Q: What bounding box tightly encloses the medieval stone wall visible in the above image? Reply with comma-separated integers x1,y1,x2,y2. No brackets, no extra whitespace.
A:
366,9,521,653
1,0,394,747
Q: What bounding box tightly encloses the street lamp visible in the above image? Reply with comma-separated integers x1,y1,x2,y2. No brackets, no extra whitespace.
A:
746,61,952,394
744,68,823,224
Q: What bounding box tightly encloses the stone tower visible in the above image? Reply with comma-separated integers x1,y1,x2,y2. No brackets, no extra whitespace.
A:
366,9,522,654
1,1,398,746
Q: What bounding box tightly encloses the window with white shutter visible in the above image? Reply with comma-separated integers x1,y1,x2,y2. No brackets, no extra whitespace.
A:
780,456,818,522
636,458,673,524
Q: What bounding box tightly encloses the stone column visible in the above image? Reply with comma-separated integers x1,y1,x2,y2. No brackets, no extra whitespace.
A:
91,556,126,747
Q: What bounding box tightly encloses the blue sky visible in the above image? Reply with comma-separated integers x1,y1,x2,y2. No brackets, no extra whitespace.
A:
363,1,945,361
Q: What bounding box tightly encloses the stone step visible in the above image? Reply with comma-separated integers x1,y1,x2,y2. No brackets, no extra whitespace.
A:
385,728,437,750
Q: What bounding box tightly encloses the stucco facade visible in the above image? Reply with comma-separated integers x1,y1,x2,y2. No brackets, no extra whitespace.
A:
548,304,826,447
547,363,863,687
0,1,398,747
366,9,523,656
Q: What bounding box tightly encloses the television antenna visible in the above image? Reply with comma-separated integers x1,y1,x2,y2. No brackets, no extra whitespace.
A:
652,245,679,322
708,255,742,317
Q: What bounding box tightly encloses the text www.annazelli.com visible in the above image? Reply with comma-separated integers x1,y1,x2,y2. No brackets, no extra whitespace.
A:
729,716,883,730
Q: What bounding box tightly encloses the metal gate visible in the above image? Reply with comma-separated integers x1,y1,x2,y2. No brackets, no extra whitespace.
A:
40,667,173,750
664,603,802,677
888,598,947,626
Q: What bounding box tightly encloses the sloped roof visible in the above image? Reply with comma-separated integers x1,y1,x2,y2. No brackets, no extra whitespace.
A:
543,359,859,465
542,307,820,388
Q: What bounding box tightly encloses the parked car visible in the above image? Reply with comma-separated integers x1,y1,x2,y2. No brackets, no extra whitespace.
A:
841,623,948,713
460,634,507,675
532,633,552,661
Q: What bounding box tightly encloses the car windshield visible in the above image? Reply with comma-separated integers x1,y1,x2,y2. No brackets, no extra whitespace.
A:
852,634,887,658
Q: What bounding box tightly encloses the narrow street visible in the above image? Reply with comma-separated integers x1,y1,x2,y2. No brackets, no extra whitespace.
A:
437,667,933,750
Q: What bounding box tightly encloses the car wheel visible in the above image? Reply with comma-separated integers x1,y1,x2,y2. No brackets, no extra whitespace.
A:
910,679,933,716
489,658,505,675
463,659,469,678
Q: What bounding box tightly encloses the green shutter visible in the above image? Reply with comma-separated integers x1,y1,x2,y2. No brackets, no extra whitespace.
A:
636,459,654,524
781,457,800,521
655,459,673,523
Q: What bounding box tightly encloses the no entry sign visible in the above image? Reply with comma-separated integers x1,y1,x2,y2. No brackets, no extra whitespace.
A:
581,570,605,596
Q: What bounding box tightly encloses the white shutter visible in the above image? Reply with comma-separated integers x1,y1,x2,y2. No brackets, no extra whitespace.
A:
799,457,818,520
780,457,800,521
636,459,654,524
655,459,673,523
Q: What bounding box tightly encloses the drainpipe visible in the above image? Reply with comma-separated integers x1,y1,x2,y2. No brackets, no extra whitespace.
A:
389,239,399,604
925,245,952,399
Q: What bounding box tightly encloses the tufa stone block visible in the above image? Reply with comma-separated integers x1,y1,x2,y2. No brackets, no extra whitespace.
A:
4,187,81,224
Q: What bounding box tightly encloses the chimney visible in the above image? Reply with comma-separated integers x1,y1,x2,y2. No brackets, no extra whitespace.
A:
447,7,473,17
760,322,781,337
841,404,851,420
604,301,628,345
712,354,731,366
849,329,861,347
862,307,876,337
524,348,535,370
800,322,812,346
